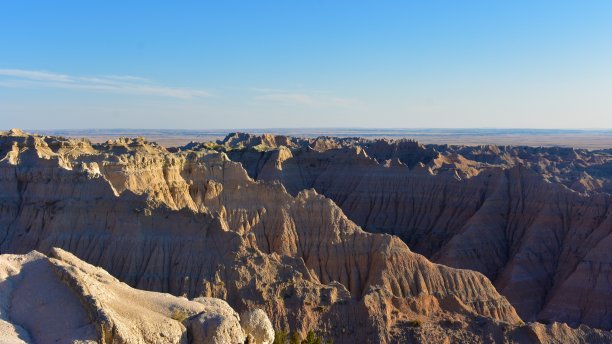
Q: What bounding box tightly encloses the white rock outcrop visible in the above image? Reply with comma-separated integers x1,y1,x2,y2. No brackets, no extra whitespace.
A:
0,248,250,344
240,309,275,344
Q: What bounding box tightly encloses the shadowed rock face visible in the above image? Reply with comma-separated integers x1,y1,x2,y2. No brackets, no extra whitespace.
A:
207,133,612,331
0,130,610,343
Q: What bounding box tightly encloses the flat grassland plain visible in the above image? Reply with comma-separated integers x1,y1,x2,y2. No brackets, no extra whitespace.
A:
35,128,611,149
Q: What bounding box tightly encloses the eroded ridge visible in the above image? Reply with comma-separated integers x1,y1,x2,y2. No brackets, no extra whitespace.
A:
198,132,612,330
0,129,610,343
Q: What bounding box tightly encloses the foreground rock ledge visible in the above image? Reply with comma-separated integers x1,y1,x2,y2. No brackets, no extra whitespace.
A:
0,248,274,344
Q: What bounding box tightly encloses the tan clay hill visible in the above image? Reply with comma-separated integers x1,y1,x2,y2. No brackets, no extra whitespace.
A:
0,129,610,343
207,133,612,331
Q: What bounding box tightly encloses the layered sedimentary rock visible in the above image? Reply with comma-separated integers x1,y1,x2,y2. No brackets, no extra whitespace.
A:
211,133,612,331
0,129,610,343
215,132,611,195
0,248,257,344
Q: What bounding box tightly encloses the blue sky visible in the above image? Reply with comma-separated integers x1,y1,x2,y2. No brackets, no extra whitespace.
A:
1,1,611,129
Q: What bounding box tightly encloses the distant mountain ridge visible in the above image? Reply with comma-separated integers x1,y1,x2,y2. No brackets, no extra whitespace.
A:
30,127,612,149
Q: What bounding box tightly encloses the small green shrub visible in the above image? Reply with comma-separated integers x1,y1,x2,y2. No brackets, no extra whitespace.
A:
289,332,301,344
274,329,331,344
273,330,288,344
301,330,321,344
170,308,190,322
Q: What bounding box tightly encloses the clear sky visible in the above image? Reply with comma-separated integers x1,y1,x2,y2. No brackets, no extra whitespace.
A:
1,1,611,129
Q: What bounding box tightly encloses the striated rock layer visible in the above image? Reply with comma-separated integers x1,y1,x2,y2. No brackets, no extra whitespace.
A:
0,129,610,343
207,132,612,331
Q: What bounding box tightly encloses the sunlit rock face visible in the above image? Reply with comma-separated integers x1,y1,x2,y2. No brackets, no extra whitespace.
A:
0,129,610,343
214,133,612,330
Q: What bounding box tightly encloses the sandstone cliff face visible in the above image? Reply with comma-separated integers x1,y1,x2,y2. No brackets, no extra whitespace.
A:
0,130,609,343
0,248,258,344
212,133,612,331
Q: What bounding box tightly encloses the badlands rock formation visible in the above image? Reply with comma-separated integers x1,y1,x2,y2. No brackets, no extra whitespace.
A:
204,133,612,331
240,309,275,344
0,129,610,343
0,247,257,344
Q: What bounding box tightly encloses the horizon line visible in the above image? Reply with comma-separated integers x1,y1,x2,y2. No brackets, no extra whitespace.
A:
19,127,612,131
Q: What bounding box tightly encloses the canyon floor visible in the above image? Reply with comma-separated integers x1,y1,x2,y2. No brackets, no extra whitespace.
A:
1,129,610,343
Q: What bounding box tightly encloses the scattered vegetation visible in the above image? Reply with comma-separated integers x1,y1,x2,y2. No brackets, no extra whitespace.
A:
170,308,190,322
289,332,300,344
273,330,289,344
301,330,323,344
273,329,332,344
